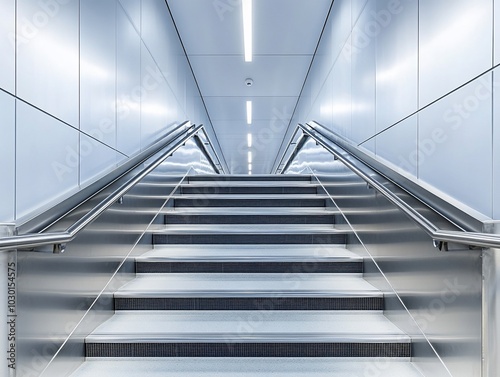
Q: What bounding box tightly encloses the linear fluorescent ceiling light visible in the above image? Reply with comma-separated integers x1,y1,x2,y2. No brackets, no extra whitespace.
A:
246,101,252,124
242,0,253,62
247,133,252,148
248,163,252,171
248,151,252,163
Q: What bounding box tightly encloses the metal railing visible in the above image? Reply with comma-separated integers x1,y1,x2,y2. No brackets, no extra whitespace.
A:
278,122,500,250
0,122,223,253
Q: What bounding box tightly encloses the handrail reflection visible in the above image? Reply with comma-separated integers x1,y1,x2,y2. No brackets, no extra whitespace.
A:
0,123,220,252
279,122,500,250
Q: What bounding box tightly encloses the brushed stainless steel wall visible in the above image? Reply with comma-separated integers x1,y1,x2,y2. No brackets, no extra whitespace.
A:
287,138,483,377
16,140,215,377
0,0,224,224
281,0,500,220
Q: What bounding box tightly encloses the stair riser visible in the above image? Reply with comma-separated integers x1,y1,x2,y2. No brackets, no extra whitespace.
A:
181,187,318,195
165,215,335,225
86,342,410,358
136,261,362,274
174,199,326,207
114,297,383,311
188,176,312,182
153,234,346,245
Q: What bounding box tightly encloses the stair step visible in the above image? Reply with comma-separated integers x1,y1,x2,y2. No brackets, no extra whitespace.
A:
153,234,346,245
115,297,383,311
165,214,335,225
139,244,359,259
85,311,410,357
114,274,382,310
153,225,348,245
136,261,362,274
70,358,423,377
86,342,410,358
188,175,312,182
181,186,319,195
174,197,326,208
137,245,362,273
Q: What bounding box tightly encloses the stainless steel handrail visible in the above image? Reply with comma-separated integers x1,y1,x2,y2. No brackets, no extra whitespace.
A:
0,123,216,252
281,122,500,250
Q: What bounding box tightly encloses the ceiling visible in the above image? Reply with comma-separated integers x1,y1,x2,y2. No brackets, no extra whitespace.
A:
167,0,333,174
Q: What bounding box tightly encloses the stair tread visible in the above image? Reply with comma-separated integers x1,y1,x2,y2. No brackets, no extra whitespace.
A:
115,274,380,297
174,194,326,199
153,224,350,234
138,245,361,262
86,311,409,342
70,358,423,377
165,207,337,214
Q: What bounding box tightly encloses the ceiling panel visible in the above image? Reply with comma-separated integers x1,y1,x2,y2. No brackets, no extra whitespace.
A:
204,96,296,121
253,0,333,55
189,55,312,97
167,0,333,174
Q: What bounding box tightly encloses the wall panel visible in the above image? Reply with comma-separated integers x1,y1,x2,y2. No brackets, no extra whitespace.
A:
493,69,500,219
418,73,493,217
80,135,121,186
351,0,376,151
375,0,418,132
375,115,418,177
16,0,79,126
116,3,141,156
80,0,117,147
0,92,15,222
419,0,493,107
16,101,79,220
0,0,15,94
119,0,141,33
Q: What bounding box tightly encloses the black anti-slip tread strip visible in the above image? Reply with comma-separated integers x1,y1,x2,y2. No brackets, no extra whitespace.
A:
153,234,346,245
181,187,318,195
188,176,312,182
86,342,410,358
174,199,326,207
136,261,362,274
114,297,383,311
164,214,335,225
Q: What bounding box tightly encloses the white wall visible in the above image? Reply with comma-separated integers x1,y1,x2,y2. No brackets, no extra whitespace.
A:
0,0,220,223
289,0,500,220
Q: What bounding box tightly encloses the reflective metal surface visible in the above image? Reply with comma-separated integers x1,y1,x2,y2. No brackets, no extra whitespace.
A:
0,0,15,94
286,140,483,377
280,0,497,223
80,0,117,147
0,124,213,252
15,139,214,377
419,0,492,107
69,357,423,377
0,92,15,222
16,100,80,221
483,247,500,377
285,123,500,249
16,0,80,126
5,0,226,226
375,0,418,132
417,72,493,217
116,2,141,157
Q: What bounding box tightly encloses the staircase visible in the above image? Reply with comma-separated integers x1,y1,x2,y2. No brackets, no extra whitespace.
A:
70,175,423,376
